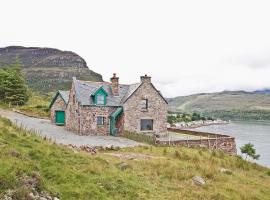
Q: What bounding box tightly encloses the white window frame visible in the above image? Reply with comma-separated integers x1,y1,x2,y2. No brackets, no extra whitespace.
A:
96,94,105,105
140,99,148,109
97,116,105,125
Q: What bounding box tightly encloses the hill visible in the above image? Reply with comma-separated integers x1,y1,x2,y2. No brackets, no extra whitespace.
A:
0,116,269,199
167,91,270,120
0,46,103,93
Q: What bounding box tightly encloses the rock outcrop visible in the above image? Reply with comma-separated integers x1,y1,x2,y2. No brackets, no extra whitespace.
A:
0,46,103,93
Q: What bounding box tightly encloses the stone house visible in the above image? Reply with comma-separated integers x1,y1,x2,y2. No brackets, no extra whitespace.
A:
49,74,168,136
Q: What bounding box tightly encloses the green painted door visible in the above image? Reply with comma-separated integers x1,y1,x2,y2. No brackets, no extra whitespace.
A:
55,111,65,125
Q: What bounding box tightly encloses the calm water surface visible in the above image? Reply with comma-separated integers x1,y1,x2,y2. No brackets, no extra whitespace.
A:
193,121,270,167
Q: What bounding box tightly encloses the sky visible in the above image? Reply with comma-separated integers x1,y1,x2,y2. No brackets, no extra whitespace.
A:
1,0,270,97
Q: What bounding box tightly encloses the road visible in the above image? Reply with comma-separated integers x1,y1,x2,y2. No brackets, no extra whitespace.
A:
0,109,144,148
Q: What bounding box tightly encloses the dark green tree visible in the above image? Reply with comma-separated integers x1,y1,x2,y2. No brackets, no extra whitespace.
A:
0,63,29,105
240,143,260,160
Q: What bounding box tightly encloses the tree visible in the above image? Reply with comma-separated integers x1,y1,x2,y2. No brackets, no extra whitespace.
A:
0,64,29,105
240,143,260,160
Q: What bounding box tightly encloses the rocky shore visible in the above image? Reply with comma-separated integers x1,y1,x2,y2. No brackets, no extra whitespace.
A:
170,119,229,129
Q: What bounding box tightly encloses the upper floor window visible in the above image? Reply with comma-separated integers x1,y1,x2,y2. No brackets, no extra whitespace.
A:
93,87,108,105
140,99,148,109
97,94,105,105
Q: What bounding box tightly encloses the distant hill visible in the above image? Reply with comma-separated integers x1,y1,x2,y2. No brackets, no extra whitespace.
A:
167,91,270,120
253,89,270,94
0,46,103,93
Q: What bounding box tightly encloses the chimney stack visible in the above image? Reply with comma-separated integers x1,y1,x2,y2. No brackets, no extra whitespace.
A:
110,73,119,96
140,74,151,83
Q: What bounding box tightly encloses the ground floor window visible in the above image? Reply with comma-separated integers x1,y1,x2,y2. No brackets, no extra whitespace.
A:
140,119,153,131
97,116,105,125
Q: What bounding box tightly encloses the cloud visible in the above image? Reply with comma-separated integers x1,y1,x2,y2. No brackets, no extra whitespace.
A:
1,0,270,97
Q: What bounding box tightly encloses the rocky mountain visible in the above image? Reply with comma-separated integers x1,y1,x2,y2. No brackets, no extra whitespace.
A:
167,91,270,120
0,46,103,93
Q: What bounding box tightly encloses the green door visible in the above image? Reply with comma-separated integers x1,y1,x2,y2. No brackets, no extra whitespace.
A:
55,111,65,125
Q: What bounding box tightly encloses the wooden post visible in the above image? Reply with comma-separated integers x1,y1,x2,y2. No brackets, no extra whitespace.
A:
215,135,218,149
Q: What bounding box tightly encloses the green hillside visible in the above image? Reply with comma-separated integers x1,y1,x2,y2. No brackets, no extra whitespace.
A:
0,46,103,93
0,116,269,199
167,91,270,120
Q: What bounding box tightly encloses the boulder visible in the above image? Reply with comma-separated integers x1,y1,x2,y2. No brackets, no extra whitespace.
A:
192,176,206,186
220,168,233,175
118,162,130,170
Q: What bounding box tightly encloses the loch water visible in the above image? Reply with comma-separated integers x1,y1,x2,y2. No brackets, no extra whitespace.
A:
193,121,270,167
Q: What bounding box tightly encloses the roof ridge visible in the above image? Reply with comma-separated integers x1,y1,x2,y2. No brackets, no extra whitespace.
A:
77,79,110,84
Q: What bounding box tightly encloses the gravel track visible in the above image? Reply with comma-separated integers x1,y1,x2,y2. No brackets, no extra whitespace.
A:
0,109,144,148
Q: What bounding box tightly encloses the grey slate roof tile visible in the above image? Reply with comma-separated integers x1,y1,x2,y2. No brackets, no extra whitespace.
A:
73,79,141,106
58,90,70,104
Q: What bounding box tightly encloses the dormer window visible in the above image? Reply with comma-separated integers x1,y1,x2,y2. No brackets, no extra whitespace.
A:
97,94,105,105
93,87,108,106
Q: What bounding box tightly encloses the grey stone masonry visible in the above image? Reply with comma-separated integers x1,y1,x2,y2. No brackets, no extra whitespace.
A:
50,74,168,136
123,75,168,136
50,95,66,123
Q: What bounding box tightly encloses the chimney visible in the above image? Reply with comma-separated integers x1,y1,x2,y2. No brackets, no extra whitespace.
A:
140,74,151,83
110,73,119,96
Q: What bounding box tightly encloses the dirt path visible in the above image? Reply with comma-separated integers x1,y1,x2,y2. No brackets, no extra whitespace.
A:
0,109,144,148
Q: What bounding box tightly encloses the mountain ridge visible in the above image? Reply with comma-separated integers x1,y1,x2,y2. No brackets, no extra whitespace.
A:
0,46,103,93
167,90,270,120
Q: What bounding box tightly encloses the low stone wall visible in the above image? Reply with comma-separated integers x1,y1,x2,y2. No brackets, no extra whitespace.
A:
168,128,230,138
122,131,156,145
156,128,237,155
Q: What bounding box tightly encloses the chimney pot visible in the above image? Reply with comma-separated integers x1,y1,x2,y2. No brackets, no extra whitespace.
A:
140,74,151,83
111,73,119,96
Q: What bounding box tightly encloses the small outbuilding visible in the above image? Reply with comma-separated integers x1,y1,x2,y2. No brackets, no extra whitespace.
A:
49,90,69,125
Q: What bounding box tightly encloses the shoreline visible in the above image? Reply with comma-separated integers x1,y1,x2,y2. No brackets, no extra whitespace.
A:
171,120,230,129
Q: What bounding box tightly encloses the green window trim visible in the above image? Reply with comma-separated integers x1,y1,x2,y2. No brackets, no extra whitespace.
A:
92,87,108,105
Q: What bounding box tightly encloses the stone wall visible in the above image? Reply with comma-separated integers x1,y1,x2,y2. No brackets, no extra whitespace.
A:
123,80,167,136
50,95,67,123
65,83,80,132
157,129,237,155
78,106,117,135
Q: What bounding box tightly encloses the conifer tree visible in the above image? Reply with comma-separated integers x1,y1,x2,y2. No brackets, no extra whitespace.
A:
0,60,29,105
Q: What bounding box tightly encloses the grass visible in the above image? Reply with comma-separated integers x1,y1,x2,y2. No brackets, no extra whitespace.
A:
0,117,269,199
11,94,51,118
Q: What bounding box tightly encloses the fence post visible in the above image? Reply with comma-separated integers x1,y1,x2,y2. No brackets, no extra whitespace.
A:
215,135,218,149
186,137,189,147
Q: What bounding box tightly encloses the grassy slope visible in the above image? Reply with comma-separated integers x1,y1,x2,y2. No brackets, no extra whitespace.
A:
15,94,51,118
0,117,270,199
168,91,270,120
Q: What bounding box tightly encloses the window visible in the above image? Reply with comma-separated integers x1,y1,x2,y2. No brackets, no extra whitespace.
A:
97,94,105,105
73,95,75,104
140,99,148,109
140,119,153,131
97,116,105,125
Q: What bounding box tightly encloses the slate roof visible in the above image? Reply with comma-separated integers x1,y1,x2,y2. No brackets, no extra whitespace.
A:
49,90,70,108
58,90,70,104
73,78,141,106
